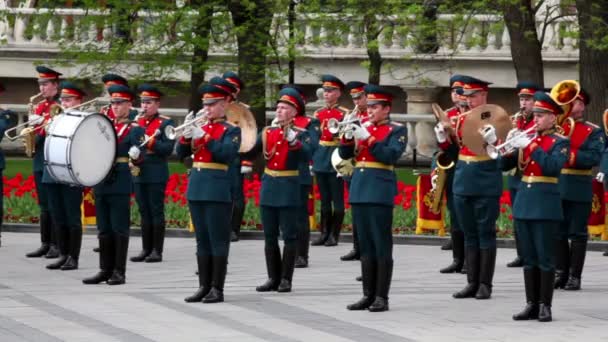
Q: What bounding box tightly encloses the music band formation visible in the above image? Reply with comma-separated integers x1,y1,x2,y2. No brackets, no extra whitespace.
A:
0,66,606,320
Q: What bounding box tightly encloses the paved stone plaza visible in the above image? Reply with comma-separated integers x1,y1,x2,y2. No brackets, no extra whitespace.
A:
1,232,607,342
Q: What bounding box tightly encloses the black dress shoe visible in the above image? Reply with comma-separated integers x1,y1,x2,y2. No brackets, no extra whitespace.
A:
441,240,453,251
324,235,337,247
60,256,78,270
107,271,126,285
439,260,463,274
93,247,100,253
347,296,374,310
340,249,360,261
26,244,50,258
83,271,112,285
507,257,523,268
130,250,149,262
356,275,362,281
603,250,608,257
144,250,162,263
475,283,492,299
368,297,389,312
44,245,60,259
512,303,539,321
453,283,478,298
202,287,224,303
185,287,210,303
294,256,308,268
46,255,68,269
277,279,292,292
538,304,552,322
256,279,279,292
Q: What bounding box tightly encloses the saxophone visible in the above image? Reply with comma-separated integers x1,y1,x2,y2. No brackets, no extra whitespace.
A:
430,151,455,214
22,92,44,157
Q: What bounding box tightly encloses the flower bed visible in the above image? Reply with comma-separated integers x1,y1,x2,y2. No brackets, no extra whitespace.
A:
3,172,517,235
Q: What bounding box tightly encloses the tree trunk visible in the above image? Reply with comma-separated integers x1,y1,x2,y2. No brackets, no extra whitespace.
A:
364,13,382,85
576,0,608,124
188,2,213,113
227,0,273,129
502,0,544,86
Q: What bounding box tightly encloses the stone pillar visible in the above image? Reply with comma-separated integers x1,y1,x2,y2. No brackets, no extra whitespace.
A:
402,86,441,159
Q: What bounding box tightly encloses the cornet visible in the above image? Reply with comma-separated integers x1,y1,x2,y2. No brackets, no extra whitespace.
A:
486,125,537,159
327,117,361,135
164,109,208,140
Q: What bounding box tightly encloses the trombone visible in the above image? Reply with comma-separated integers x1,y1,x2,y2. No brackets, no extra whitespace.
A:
486,125,537,159
164,109,208,140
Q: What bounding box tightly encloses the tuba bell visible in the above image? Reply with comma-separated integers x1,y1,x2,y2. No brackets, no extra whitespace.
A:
550,80,580,125
429,151,455,214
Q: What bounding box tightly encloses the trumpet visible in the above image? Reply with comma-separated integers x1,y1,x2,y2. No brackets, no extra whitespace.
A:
164,109,208,140
139,129,161,148
327,117,361,135
486,125,537,159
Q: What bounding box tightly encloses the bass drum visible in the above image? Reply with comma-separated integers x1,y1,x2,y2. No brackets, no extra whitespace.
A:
44,111,117,187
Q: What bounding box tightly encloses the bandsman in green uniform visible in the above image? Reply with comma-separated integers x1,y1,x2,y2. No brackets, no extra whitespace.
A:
129,85,176,263
340,85,407,312
504,91,570,322
554,88,603,291
83,85,144,285
25,66,61,259
248,87,312,293
100,74,138,121
43,81,86,271
310,75,349,247
504,81,543,268
177,83,241,304
452,76,501,300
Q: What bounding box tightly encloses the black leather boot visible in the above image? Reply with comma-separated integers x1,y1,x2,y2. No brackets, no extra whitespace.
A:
513,268,540,320
278,244,297,292
47,226,69,269
564,240,587,291
256,245,281,292
341,224,360,261
45,215,59,258
295,206,310,268
230,204,245,242
185,255,212,302
453,247,480,298
145,223,165,263
553,239,570,289
131,221,152,262
507,229,523,267
347,257,376,310
45,244,60,259
538,270,555,322
203,256,228,303
108,235,129,285
61,229,82,270
368,259,392,312
311,209,331,246
26,212,52,258
83,235,114,284
325,210,344,247
475,248,496,299
440,230,464,273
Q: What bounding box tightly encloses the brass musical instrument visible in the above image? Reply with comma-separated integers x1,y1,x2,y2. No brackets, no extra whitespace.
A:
486,125,538,159
164,109,208,140
550,80,580,125
429,151,455,214
226,102,257,153
461,104,512,156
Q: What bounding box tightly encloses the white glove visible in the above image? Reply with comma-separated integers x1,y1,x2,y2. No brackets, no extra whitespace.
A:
286,128,297,144
309,164,315,176
192,125,205,140
434,123,447,143
362,121,372,128
241,165,253,174
28,114,44,126
271,117,279,127
510,135,532,149
505,127,519,142
352,125,371,140
480,124,497,145
343,124,355,140
431,173,438,191
596,172,605,183
182,125,194,139
128,146,141,160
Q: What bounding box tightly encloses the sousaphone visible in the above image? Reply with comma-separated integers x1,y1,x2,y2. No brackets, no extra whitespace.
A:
226,102,257,153
461,104,512,156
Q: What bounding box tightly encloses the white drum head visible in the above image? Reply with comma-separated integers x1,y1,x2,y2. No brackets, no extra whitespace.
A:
70,114,116,186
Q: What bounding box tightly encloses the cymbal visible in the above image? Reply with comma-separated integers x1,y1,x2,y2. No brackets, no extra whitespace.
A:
226,102,257,153
461,104,512,156
431,103,448,123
